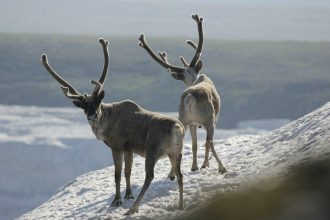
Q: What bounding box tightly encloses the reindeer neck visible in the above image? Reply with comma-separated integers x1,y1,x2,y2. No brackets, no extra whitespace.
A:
192,74,212,86
88,103,111,141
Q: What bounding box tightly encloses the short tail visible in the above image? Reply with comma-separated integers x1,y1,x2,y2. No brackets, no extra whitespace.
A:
183,93,196,113
171,123,184,153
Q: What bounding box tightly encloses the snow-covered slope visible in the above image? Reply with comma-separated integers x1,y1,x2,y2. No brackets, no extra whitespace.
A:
18,102,330,220
0,105,274,220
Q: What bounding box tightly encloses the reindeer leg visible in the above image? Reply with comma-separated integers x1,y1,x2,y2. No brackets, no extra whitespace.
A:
168,165,176,181
206,126,227,174
111,149,123,207
169,153,184,210
190,125,199,171
168,150,176,181
125,152,157,215
124,150,134,200
201,126,211,169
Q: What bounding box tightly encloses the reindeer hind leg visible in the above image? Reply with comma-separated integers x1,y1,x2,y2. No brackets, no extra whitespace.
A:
169,153,184,210
206,126,227,174
169,124,184,210
190,124,199,171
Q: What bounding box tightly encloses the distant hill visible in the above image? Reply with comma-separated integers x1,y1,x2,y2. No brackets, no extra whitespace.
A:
0,33,330,128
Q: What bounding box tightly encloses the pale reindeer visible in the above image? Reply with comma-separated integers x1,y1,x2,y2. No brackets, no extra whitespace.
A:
138,14,227,174
41,38,184,215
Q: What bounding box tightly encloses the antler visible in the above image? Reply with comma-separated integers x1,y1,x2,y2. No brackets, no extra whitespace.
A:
41,54,85,101
180,56,189,67
92,38,109,96
138,34,184,73
186,40,197,50
41,38,110,100
188,14,204,67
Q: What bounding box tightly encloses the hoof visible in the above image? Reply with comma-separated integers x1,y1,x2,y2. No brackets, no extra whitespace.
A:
191,164,199,171
111,199,122,207
219,167,228,174
124,194,134,200
125,206,138,215
168,169,175,181
168,175,176,181
200,164,209,169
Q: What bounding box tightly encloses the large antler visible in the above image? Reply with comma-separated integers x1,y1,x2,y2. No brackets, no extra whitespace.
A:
41,38,109,100
41,54,85,101
187,14,204,67
92,38,109,96
138,34,184,73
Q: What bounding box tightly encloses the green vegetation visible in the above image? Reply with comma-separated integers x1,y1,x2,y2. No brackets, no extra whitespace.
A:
0,33,329,128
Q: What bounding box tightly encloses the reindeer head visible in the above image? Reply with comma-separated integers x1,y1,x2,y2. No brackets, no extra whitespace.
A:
138,14,204,87
41,38,109,121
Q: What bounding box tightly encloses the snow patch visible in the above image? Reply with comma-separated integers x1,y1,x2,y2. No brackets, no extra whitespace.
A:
0,105,93,148
18,102,330,219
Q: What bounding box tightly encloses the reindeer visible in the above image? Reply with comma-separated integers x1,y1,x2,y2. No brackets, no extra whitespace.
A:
138,14,227,174
41,38,184,215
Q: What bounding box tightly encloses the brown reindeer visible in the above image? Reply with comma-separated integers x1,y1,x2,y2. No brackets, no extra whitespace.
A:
41,38,184,215
138,14,227,174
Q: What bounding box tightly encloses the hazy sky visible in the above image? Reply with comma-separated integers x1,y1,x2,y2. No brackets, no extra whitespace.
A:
1,0,330,41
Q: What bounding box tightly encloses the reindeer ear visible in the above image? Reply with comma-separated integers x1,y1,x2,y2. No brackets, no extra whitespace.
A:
72,100,83,109
98,90,105,100
171,73,185,81
94,90,105,106
194,60,203,73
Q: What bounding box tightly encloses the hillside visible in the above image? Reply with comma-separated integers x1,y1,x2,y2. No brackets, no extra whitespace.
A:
1,34,330,128
18,102,330,219
0,104,273,220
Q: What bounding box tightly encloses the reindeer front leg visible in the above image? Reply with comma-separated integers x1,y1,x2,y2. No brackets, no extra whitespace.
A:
124,150,134,200
125,151,157,215
111,149,123,207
